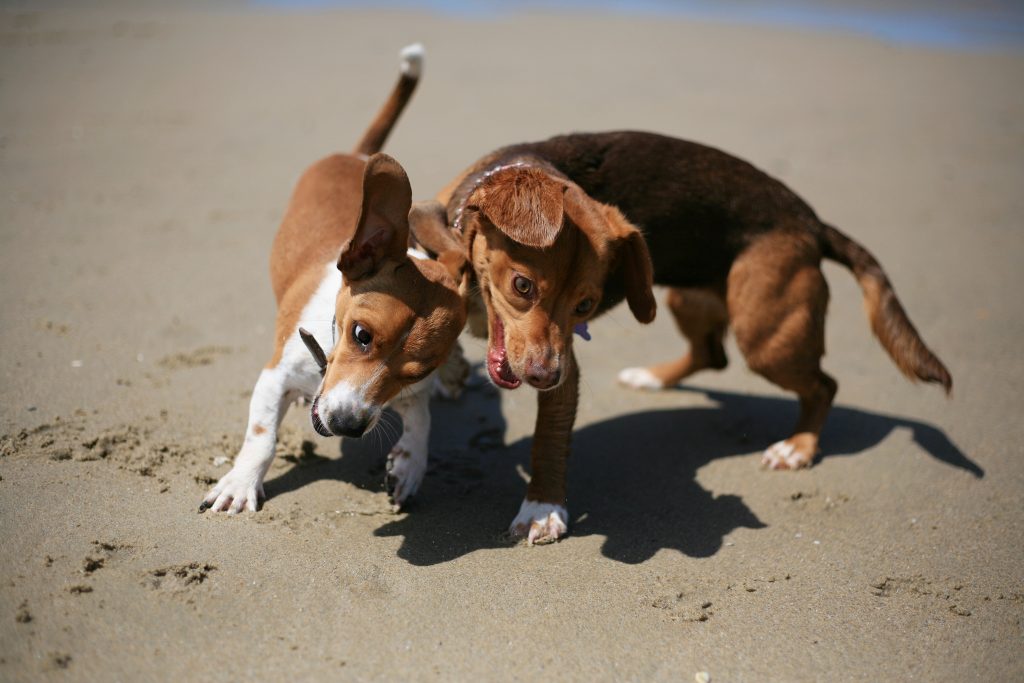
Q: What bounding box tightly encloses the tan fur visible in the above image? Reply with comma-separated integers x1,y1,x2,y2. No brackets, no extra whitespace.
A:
645,287,729,386
264,60,466,430
527,350,578,504
268,155,365,367
462,168,655,512
266,150,466,405
726,232,837,464
473,167,565,248
201,46,474,515
451,131,951,526
320,256,464,409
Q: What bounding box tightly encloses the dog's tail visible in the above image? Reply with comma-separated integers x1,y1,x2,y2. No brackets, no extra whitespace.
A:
353,43,423,156
818,222,952,394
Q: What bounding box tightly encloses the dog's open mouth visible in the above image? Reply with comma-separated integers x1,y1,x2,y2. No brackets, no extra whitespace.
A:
487,316,521,389
310,396,333,437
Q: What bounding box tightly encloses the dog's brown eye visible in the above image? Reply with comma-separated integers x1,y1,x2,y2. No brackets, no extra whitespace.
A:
352,323,372,348
513,275,533,296
575,298,594,316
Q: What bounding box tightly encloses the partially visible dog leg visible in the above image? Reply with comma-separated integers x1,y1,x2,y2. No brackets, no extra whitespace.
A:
618,287,728,390
201,365,296,513
729,231,836,469
759,369,837,469
510,349,579,544
385,384,432,510
431,339,469,400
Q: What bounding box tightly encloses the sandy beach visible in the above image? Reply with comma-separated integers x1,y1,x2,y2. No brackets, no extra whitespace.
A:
1,2,1022,681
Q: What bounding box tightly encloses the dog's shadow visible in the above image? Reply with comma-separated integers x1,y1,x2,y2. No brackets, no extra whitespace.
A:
264,371,980,566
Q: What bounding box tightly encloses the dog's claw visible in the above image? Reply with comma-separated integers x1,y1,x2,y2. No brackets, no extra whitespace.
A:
761,437,815,470
617,366,665,391
384,446,425,511
510,500,569,545
201,465,264,514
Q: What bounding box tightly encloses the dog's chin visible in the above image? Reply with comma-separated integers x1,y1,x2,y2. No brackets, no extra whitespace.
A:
487,316,522,390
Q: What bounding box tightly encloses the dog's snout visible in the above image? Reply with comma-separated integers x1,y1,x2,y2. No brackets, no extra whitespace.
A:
525,362,561,390
310,397,333,437
327,412,370,438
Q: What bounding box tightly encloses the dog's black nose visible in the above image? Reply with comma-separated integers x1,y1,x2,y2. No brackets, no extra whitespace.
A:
525,364,561,390
327,412,369,438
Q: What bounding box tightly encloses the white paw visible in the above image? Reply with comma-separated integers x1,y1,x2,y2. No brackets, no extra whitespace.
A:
385,447,427,510
617,366,664,391
200,464,265,514
510,500,569,545
761,439,812,470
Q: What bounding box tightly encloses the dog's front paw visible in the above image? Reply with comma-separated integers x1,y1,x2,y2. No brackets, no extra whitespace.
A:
199,465,265,514
761,435,817,470
385,447,427,511
510,500,569,545
617,366,665,391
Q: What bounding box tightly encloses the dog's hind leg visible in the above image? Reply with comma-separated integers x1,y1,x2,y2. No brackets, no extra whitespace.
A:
618,287,728,390
728,232,837,469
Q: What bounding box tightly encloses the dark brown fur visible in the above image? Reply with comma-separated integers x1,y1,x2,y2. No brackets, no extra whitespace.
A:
419,130,951,540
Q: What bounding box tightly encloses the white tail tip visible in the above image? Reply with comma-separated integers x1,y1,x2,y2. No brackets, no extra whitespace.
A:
400,42,424,79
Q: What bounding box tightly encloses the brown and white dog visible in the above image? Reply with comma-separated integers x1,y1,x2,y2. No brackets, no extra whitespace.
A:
413,130,952,544
200,44,468,515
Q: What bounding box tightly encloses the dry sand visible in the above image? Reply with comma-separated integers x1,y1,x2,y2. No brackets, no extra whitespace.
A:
1,3,1022,681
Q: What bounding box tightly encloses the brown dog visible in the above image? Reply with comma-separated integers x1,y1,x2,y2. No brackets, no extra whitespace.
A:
200,44,468,515
413,130,951,544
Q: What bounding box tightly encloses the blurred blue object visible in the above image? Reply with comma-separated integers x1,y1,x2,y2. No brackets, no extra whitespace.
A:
253,0,1024,52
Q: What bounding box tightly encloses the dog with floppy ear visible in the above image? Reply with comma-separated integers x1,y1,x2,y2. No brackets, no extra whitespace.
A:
200,44,468,515
412,161,656,544
420,130,951,545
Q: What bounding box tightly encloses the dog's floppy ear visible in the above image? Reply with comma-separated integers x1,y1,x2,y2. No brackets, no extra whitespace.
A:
562,187,656,324
409,199,467,283
604,205,657,324
338,153,411,280
474,167,564,248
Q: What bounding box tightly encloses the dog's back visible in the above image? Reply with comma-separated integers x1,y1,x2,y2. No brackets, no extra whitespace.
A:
484,130,950,393
493,131,820,288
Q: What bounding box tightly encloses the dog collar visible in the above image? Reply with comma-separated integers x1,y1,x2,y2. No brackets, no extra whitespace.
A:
452,161,532,233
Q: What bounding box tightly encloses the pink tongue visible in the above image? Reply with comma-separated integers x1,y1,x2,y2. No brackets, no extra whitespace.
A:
488,317,520,388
